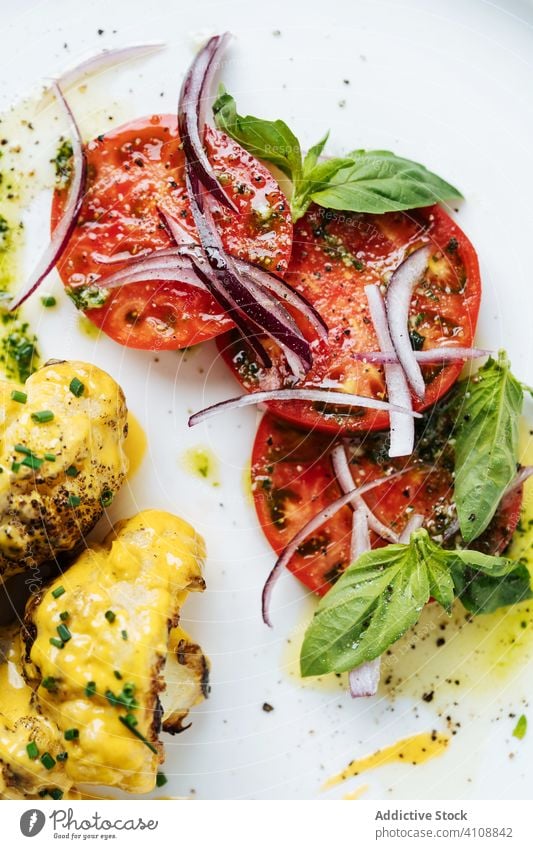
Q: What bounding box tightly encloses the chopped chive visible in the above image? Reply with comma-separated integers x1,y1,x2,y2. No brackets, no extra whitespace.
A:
49,788,63,800
69,377,85,397
31,410,54,423
114,670,123,680
44,453,56,462
26,741,39,760
64,728,79,741
121,630,128,641
100,489,114,508
22,455,44,471
14,444,32,456
49,637,64,649
59,611,69,621
156,772,168,788
40,752,56,770
10,390,27,404
56,751,68,762
57,623,71,643
122,712,138,727
41,295,56,308
67,494,81,507
119,715,157,753
11,461,20,473
66,465,79,477
52,586,65,599
42,676,58,692
105,610,116,624
85,681,96,698
105,689,121,707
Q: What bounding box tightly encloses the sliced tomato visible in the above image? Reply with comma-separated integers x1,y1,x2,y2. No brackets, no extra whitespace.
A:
252,412,522,596
52,115,292,350
220,203,481,433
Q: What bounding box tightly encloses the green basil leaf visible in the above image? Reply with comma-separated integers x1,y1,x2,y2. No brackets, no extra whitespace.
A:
309,149,463,214
300,529,525,677
450,560,532,614
300,531,431,677
454,351,523,543
292,156,354,221
302,132,330,175
213,88,302,182
412,532,455,611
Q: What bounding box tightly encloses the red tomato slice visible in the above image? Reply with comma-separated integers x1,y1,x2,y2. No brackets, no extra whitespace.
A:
52,115,293,350
252,412,522,596
220,203,481,433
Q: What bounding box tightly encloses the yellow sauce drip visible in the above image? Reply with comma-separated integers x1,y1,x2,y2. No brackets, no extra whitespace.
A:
125,412,147,478
343,784,369,800
181,445,219,485
323,732,449,791
77,314,101,339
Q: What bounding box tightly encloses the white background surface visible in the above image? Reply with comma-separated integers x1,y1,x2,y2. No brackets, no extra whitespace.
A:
1,0,533,800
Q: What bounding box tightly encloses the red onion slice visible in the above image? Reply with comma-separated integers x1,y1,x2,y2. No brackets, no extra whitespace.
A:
189,389,421,428
352,347,490,364
186,168,313,378
350,507,370,562
365,284,415,458
330,444,399,544
58,43,166,90
399,513,424,543
504,465,533,496
347,503,380,698
93,241,329,342
386,246,431,399
178,33,238,213
10,82,86,310
261,467,412,627
348,659,381,698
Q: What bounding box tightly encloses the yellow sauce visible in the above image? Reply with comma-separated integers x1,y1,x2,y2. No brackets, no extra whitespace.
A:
181,445,219,486
323,732,449,791
125,412,147,478
382,422,533,700
343,784,369,800
77,314,101,339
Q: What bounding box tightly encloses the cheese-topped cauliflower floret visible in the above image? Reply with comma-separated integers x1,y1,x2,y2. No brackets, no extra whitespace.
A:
0,633,73,800
0,359,128,582
23,510,206,794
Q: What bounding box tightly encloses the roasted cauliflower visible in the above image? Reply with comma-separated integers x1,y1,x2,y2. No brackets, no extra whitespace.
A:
21,510,207,795
0,359,129,582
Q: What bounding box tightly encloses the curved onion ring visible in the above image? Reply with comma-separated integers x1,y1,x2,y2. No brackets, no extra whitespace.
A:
178,33,238,213
189,389,422,428
330,444,399,544
10,83,86,310
365,284,414,458
58,43,166,90
399,513,424,544
261,467,413,627
386,246,431,399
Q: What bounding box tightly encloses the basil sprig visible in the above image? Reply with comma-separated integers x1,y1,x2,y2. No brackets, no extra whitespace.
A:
213,89,462,221
454,351,523,543
300,529,529,677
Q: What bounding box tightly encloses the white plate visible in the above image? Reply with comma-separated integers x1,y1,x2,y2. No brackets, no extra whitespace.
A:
1,0,533,801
